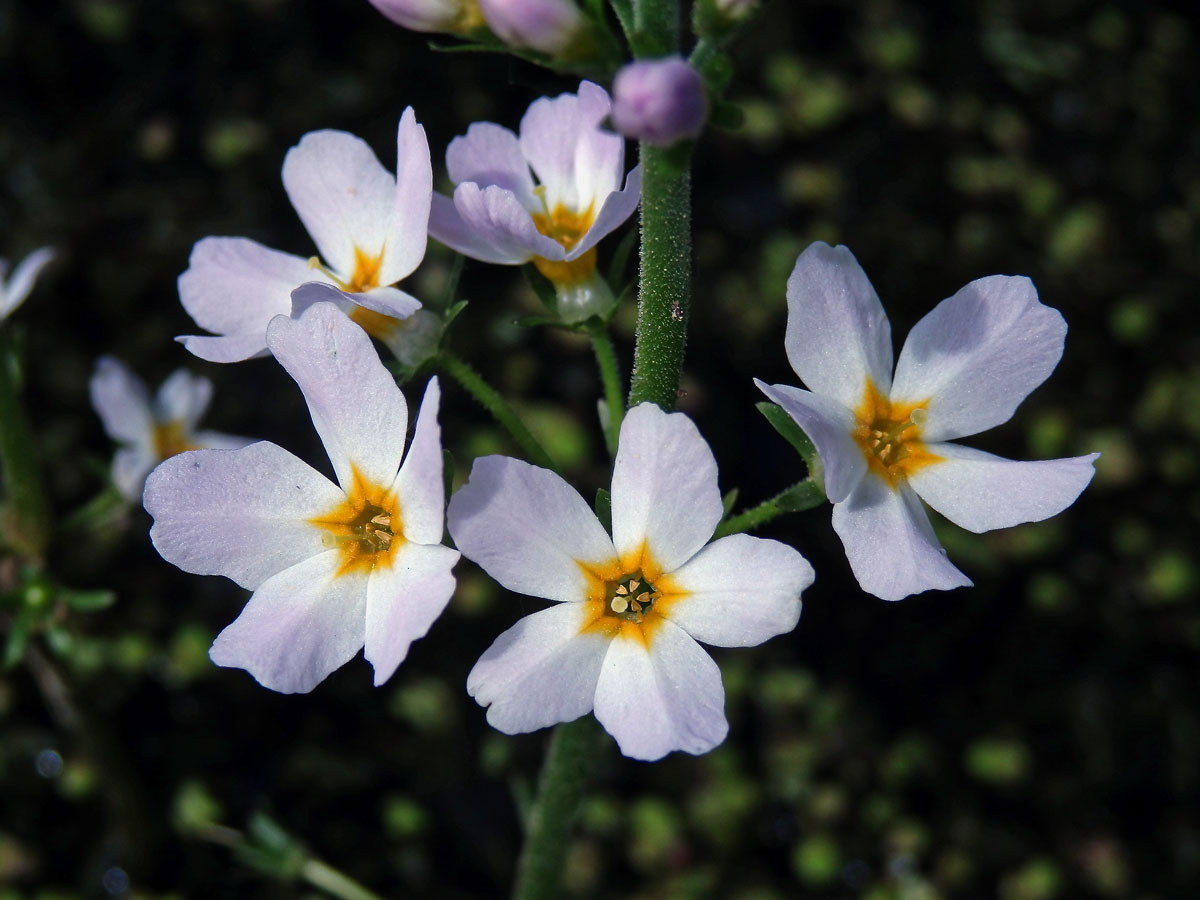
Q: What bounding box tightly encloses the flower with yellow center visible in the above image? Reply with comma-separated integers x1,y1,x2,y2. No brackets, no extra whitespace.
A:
145,302,458,694
89,357,251,503
757,241,1098,602
449,403,814,761
429,81,641,323
178,108,434,364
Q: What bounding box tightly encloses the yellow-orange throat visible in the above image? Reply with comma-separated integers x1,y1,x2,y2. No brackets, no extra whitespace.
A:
309,464,403,576
531,200,598,286
575,542,685,649
852,379,941,487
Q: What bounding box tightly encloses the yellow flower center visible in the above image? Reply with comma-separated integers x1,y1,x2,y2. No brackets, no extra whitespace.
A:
309,246,386,294
454,0,486,31
852,378,941,487
530,191,598,286
575,542,685,648
153,421,199,459
309,464,403,576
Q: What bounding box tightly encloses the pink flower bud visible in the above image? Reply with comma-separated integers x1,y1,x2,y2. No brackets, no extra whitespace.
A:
366,0,484,34
477,0,585,56
611,57,707,147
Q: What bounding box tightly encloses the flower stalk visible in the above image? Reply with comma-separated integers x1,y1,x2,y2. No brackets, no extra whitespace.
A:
0,331,50,559
588,325,624,456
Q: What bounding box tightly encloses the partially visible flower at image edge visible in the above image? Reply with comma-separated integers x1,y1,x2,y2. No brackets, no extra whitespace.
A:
177,108,437,364
448,403,814,761
366,0,485,34
757,241,1099,602
0,247,55,323
428,80,641,323
90,357,252,503
144,302,459,693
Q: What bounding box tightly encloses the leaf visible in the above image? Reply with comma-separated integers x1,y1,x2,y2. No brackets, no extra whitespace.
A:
443,299,469,329
594,488,612,533
606,225,638,287
756,402,817,467
62,588,116,612
721,488,739,518
523,265,558,313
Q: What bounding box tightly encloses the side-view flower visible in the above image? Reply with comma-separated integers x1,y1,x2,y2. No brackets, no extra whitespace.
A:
90,357,252,503
145,302,459,693
757,241,1098,602
428,80,641,323
448,402,814,761
0,246,55,323
177,109,434,363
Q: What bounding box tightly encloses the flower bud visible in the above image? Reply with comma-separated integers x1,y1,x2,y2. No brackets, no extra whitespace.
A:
715,0,757,21
611,57,707,147
366,0,484,35
477,0,585,56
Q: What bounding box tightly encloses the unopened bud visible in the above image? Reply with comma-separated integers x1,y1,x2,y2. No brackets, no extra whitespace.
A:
477,0,585,56
611,57,707,147
366,0,484,35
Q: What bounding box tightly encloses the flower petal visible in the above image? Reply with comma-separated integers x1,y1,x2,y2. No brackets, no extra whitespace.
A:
364,541,459,686
378,107,432,286
784,242,893,410
569,164,641,258
177,237,315,355
291,280,421,323
890,275,1067,442
447,455,616,604
209,551,368,694
266,302,409,492
145,442,343,590
393,378,446,544
90,356,152,444
114,447,156,503
755,380,865,504
282,130,396,278
177,332,274,364
831,475,972,602
663,534,812,646
429,183,561,264
445,121,536,208
907,443,1098,533
467,601,610,734
593,620,727,761
1,246,54,318
154,369,212,430
519,81,621,213
610,404,723,575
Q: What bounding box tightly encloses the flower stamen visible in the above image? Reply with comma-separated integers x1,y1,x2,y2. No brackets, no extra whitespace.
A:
853,379,941,487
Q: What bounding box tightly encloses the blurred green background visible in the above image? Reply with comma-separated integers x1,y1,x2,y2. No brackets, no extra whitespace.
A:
2,0,1197,897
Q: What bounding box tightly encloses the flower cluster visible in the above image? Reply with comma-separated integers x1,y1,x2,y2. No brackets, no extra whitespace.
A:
120,76,1095,764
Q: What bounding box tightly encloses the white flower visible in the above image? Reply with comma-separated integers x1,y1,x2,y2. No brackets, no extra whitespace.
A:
145,302,459,693
90,357,251,503
428,81,641,323
756,242,1098,602
448,403,814,761
178,109,433,363
0,247,55,323
477,0,585,55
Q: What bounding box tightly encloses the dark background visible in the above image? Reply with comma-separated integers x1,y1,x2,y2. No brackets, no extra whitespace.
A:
2,0,1197,897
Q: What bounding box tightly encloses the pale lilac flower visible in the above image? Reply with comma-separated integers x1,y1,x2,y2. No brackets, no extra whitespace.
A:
367,0,485,34
757,242,1098,602
145,303,458,693
449,403,814,761
90,357,251,503
477,0,585,56
178,109,433,363
429,81,641,323
0,247,55,323
612,57,707,147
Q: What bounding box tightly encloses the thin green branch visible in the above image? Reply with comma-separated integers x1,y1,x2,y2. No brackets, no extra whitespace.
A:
0,330,50,559
302,859,390,900
512,717,599,900
589,326,625,456
714,479,826,538
437,350,558,473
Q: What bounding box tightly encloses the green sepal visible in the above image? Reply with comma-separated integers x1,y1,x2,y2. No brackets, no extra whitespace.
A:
443,299,469,329
594,488,612,533
608,0,635,40
773,479,826,512
693,48,734,92
524,265,559,314
756,401,817,468
442,254,466,309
